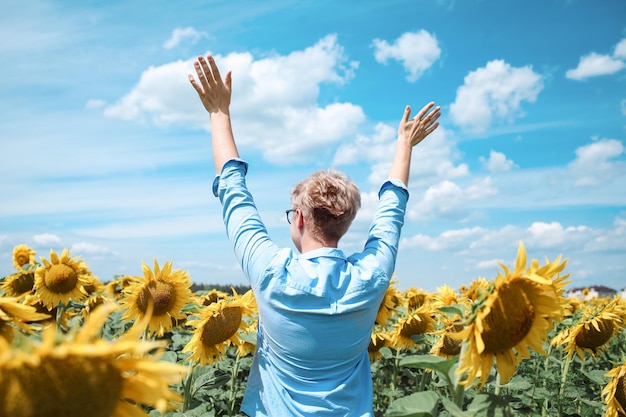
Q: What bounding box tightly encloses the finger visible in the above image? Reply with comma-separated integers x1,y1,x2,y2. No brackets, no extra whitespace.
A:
416,101,436,120
199,56,216,85
208,56,224,85
188,73,203,94
194,59,210,89
401,105,411,123
225,70,232,91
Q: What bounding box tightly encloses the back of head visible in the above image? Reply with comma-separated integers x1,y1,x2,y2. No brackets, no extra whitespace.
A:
291,169,361,242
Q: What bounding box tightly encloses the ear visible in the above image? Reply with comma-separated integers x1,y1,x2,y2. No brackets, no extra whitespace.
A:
295,209,305,228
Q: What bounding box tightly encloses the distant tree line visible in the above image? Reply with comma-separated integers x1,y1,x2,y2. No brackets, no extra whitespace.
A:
190,283,252,295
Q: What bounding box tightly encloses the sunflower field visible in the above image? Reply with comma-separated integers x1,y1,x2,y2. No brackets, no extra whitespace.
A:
1,242,625,417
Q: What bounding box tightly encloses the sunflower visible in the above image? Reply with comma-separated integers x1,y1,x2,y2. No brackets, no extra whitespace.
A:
376,280,401,327
451,242,568,387
1,266,36,297
183,290,256,365
602,361,626,417
12,244,36,270
0,297,50,342
196,288,231,306
391,304,437,351
34,249,92,309
368,330,393,361
402,287,432,311
430,321,464,358
459,277,490,302
120,260,193,337
551,296,624,360
104,275,140,300
0,302,185,417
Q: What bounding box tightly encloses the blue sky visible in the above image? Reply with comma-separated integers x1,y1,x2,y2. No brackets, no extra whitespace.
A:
1,0,625,292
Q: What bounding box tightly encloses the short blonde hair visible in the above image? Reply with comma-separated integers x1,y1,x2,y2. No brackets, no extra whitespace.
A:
291,169,361,242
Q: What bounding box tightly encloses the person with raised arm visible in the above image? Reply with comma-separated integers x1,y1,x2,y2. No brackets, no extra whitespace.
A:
189,54,440,417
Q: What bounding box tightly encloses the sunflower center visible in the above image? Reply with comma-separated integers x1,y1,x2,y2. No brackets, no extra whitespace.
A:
16,253,30,267
201,306,242,346
400,313,430,338
408,294,426,310
574,318,614,349
0,356,123,417
481,279,537,354
440,324,464,356
9,273,35,296
138,280,176,316
44,264,78,294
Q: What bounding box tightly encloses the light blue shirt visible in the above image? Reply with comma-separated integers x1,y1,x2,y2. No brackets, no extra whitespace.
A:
213,159,409,416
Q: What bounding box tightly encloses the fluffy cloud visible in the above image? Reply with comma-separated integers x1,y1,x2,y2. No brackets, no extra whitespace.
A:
402,226,486,250
566,38,626,80
372,30,441,82
163,27,207,49
566,53,626,80
449,60,544,133
526,221,590,248
332,125,468,187
104,35,364,164
71,242,118,256
33,233,62,246
480,150,516,172
407,176,497,221
568,138,625,186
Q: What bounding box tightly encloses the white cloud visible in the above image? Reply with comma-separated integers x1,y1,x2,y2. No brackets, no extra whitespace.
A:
449,60,543,133
71,242,118,256
402,226,486,250
475,258,504,270
33,233,62,246
407,176,496,221
480,150,516,172
527,221,590,248
566,52,626,80
333,125,468,187
163,27,206,49
568,138,625,186
614,39,626,59
372,30,441,82
104,35,363,164
585,217,626,251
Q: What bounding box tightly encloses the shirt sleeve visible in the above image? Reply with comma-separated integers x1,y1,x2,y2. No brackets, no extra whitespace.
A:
212,158,280,285
361,179,409,278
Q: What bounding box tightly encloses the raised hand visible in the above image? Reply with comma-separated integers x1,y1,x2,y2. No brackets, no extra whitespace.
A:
188,55,232,115
398,102,441,148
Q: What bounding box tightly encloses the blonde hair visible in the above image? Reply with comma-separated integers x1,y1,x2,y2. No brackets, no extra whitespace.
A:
291,169,361,242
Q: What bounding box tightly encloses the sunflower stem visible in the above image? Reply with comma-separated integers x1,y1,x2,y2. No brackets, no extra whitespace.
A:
557,354,573,416
56,302,66,332
182,361,194,411
227,352,241,416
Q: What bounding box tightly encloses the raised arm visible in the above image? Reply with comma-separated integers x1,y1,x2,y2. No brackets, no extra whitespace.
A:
388,102,441,185
188,55,238,173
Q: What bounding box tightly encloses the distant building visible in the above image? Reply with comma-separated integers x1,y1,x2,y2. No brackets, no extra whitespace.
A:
567,285,617,300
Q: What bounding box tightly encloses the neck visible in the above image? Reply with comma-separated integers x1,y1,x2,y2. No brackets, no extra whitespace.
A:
299,234,338,253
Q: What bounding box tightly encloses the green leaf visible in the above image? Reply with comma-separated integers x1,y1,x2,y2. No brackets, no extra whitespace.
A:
466,393,512,417
160,350,178,363
582,369,609,385
399,354,458,378
437,304,466,318
502,375,532,390
192,370,230,394
439,396,466,417
384,390,439,417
